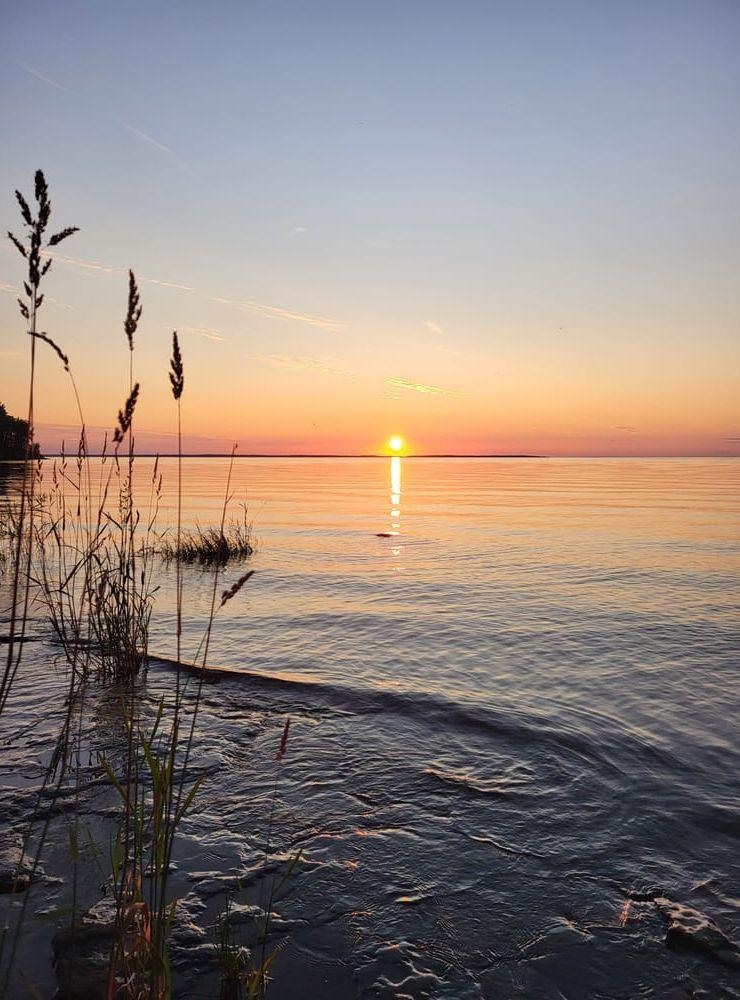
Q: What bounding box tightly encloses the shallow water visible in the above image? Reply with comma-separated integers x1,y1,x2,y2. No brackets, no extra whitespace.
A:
2,457,739,997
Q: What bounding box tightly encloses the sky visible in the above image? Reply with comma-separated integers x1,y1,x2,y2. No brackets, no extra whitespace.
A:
1,0,739,456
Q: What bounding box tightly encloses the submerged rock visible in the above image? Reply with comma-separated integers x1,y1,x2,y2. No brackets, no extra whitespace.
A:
0,866,31,893
626,883,664,902
654,897,740,965
53,891,216,996
0,844,32,893
53,911,114,1000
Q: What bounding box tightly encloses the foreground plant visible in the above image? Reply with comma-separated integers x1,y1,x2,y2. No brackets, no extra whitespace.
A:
0,171,87,996
1,171,272,1000
1,170,77,717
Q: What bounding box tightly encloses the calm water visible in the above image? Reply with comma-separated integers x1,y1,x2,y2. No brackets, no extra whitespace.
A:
2,457,739,997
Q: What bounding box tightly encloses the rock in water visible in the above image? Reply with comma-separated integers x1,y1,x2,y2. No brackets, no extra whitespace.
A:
53,898,115,999
0,843,32,893
53,891,213,997
654,897,740,965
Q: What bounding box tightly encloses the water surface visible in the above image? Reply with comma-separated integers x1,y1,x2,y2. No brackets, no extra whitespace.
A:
2,458,739,997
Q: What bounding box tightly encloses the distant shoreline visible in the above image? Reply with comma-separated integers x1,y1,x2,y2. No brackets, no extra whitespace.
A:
5,454,739,462
27,453,548,460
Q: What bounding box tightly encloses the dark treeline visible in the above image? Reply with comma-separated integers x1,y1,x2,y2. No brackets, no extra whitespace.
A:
0,403,40,460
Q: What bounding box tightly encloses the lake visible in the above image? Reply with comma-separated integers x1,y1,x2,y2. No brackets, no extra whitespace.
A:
1,457,739,997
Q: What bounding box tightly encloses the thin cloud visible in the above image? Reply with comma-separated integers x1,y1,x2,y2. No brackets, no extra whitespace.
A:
423,320,445,336
289,226,308,237
14,61,192,178
0,279,73,309
43,251,194,291
178,325,224,342
0,350,24,359
15,59,67,92
386,377,459,397
34,251,343,334
211,296,343,333
123,124,193,176
253,354,356,378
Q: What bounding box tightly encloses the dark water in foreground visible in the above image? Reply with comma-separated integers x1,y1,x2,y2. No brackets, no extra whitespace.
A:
2,458,739,997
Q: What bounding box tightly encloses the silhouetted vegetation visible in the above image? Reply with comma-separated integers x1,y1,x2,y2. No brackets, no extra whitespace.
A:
159,508,254,565
0,171,288,1000
0,404,40,460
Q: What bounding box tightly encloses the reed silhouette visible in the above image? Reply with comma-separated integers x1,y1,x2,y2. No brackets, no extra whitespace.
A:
0,172,290,1000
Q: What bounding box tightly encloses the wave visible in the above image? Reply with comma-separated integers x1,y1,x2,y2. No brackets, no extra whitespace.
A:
148,653,674,775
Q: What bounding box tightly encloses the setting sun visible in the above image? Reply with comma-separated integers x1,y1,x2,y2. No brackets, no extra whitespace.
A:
388,435,404,453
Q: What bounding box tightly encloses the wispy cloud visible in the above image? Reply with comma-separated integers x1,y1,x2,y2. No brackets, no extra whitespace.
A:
0,350,24,359
386,377,459,397
0,278,73,309
43,250,194,291
252,354,356,378
210,296,343,333
15,59,67,92
15,59,191,175
123,124,193,175
289,226,308,237
423,320,445,336
30,251,343,334
178,325,224,342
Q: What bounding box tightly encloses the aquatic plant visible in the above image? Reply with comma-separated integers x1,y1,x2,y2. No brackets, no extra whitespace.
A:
1,169,77,718
159,507,254,565
0,171,263,999
215,893,250,1000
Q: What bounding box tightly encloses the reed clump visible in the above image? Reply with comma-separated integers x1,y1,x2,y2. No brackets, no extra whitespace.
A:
0,500,19,574
214,894,250,1000
159,509,254,566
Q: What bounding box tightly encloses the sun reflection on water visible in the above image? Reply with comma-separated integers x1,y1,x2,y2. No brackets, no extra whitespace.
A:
389,455,403,563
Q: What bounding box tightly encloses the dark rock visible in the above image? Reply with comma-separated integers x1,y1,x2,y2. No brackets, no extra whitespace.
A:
52,908,114,1000
654,897,740,966
626,884,663,902
0,845,32,893
53,892,214,996
0,868,31,893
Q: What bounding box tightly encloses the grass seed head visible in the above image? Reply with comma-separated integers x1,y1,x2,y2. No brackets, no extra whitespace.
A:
169,331,184,400
124,270,142,351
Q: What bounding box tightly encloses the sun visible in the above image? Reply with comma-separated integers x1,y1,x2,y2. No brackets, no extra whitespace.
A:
388,435,404,453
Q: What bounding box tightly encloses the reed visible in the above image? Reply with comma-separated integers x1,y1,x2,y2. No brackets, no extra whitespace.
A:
215,894,250,1000
159,507,254,565
212,721,296,1000
1,170,78,718
0,498,20,574
1,172,94,998
0,171,271,999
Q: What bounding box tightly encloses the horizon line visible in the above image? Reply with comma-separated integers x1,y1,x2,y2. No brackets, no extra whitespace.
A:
34,452,547,459
20,452,740,460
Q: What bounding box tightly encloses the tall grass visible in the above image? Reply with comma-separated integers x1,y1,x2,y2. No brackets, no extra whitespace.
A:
0,171,276,999
1,171,77,717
